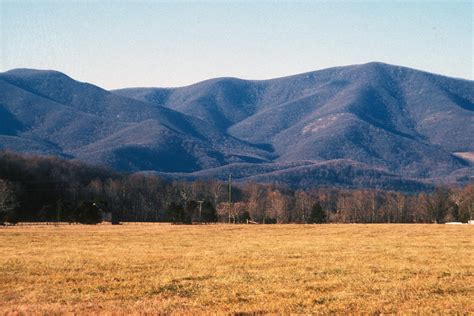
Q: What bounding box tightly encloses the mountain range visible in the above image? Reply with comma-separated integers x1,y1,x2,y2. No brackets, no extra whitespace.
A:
1,62,473,190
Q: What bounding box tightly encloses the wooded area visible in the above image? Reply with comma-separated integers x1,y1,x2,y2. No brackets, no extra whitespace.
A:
0,151,473,224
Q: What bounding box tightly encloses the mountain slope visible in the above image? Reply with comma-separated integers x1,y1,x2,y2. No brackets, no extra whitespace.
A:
147,160,433,192
0,69,271,172
1,63,473,189
116,62,473,179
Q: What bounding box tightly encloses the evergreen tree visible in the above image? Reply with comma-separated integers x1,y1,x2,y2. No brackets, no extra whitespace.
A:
240,210,251,223
309,201,326,224
201,200,217,223
167,202,185,223
75,201,102,224
424,187,452,223
184,200,197,224
0,180,19,224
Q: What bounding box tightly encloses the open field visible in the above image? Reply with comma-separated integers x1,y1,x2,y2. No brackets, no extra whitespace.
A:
1,224,473,314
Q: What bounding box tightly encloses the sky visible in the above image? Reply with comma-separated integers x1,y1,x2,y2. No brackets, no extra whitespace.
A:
1,1,472,89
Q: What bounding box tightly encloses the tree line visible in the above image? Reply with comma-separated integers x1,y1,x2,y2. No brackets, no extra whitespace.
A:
0,151,473,224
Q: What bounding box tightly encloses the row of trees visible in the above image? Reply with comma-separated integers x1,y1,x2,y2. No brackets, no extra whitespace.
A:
0,151,473,224
215,185,473,224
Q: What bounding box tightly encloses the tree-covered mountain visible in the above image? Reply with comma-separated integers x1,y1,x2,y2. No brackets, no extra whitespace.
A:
1,62,473,190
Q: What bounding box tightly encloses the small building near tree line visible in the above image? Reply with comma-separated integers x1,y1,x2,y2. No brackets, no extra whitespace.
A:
101,211,112,222
101,210,119,224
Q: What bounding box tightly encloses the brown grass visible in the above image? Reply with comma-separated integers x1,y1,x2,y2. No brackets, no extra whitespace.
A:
0,224,473,314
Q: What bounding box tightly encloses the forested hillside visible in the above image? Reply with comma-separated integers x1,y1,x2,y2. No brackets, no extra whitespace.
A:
1,152,472,224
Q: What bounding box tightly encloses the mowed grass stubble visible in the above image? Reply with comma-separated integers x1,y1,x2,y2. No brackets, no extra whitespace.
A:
0,224,473,313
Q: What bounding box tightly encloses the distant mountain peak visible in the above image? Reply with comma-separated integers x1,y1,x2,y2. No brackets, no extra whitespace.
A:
3,68,72,79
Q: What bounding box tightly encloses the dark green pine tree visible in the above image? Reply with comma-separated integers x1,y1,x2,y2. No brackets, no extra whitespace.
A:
75,201,102,224
309,201,326,224
167,202,185,223
201,201,217,223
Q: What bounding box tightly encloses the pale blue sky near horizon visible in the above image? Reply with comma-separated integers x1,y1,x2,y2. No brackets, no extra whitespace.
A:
1,1,472,89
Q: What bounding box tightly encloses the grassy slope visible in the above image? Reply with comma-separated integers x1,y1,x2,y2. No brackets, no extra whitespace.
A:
0,224,473,313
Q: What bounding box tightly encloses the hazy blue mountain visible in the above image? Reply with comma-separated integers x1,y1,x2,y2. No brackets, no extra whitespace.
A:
0,69,271,172
1,62,473,189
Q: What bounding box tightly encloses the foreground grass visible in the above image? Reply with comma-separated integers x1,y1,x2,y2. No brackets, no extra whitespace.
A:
0,224,473,314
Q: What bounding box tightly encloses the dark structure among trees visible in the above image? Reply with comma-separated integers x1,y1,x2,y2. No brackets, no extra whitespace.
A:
0,151,473,225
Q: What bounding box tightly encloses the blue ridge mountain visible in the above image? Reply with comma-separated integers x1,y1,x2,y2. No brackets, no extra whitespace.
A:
1,62,473,190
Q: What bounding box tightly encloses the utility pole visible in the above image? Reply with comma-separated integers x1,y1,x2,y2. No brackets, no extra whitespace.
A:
302,199,306,224
228,174,232,224
198,200,204,223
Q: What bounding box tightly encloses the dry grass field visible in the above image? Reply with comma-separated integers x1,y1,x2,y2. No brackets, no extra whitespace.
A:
0,224,473,314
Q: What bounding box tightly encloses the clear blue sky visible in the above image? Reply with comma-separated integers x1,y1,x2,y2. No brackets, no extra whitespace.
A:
1,1,472,89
